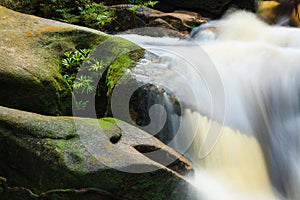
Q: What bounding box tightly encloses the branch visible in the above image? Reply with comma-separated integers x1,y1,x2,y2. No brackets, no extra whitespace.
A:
0,176,127,200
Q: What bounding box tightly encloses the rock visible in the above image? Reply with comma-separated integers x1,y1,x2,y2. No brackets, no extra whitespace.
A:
155,0,257,17
146,10,207,34
105,0,257,17
109,5,206,35
0,6,145,117
124,23,187,38
122,82,182,144
0,6,102,115
257,0,300,27
0,105,195,200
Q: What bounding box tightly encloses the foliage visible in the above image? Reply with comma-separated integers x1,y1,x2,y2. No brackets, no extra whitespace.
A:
61,48,107,112
62,49,91,86
54,2,116,30
0,1,115,31
80,3,115,27
0,0,160,32
88,59,104,71
74,100,89,110
73,75,95,94
127,0,159,12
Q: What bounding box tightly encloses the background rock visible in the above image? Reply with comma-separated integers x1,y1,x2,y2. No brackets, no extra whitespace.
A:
106,0,257,18
155,0,257,17
109,5,206,35
257,0,300,27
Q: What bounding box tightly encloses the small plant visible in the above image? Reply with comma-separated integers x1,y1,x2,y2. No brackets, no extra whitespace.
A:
52,2,116,29
74,100,89,110
80,3,115,28
55,8,79,23
63,74,76,85
73,75,95,94
88,59,104,72
62,49,91,69
128,0,159,12
61,48,108,112
62,49,92,85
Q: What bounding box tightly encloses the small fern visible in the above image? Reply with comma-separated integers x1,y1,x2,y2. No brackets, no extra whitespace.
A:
128,0,159,12
73,75,95,94
75,100,89,110
88,59,104,71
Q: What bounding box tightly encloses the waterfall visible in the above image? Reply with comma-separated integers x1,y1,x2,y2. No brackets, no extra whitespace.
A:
119,10,300,200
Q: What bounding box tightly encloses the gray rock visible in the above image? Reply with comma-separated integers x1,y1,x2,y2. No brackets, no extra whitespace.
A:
0,105,195,199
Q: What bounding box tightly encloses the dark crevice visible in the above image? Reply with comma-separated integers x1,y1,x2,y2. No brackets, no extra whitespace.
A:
134,145,160,153
134,144,192,176
109,132,122,144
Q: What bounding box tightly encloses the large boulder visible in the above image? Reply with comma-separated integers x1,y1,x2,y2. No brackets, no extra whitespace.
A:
0,6,145,117
0,105,195,199
0,6,103,115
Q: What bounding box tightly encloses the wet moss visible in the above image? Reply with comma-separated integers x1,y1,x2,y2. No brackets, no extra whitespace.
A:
104,37,145,96
98,118,118,130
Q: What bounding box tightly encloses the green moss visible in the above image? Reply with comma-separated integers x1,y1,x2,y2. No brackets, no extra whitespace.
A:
98,119,114,130
98,117,121,130
40,30,108,64
102,37,145,97
79,117,120,131
106,53,132,95
55,140,67,149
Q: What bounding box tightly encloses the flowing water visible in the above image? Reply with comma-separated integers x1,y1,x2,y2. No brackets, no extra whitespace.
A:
119,11,300,200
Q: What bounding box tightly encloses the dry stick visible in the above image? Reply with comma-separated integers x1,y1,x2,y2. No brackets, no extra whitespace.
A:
0,176,127,200
0,176,39,199
40,188,127,200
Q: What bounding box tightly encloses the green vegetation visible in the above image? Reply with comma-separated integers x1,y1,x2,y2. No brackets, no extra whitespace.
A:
60,36,145,115
61,48,102,111
62,49,92,85
98,118,115,130
127,0,159,12
0,0,115,31
0,0,159,32
54,2,116,30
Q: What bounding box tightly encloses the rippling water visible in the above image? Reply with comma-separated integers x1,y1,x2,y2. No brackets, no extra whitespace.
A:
120,11,300,200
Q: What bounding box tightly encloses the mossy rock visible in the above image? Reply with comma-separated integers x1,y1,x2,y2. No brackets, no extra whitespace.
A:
0,105,195,199
0,6,106,115
0,6,146,117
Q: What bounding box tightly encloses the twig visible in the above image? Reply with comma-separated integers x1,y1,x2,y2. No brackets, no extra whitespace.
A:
0,176,127,200
40,188,126,200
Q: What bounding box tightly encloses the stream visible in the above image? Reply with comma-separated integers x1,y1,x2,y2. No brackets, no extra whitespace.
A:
119,11,300,200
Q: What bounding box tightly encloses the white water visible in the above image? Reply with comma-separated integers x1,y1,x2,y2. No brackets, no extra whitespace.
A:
119,11,300,200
